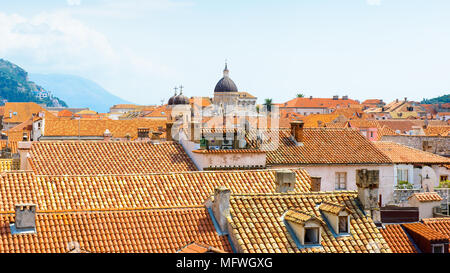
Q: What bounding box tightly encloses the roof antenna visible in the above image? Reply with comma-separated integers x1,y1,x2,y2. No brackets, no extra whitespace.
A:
179,85,184,95
173,86,178,96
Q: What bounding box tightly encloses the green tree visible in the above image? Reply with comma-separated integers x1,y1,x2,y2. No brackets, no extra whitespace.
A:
264,98,273,112
297,93,304,98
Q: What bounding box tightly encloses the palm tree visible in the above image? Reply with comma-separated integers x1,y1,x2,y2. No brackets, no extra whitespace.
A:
297,93,304,98
264,98,273,112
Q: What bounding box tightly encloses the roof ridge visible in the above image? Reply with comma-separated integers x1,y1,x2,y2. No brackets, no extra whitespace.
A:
0,205,207,215
29,168,307,178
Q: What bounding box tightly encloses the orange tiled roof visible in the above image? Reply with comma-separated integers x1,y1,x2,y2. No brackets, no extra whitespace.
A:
110,104,142,109
424,125,450,137
301,113,340,128
362,99,383,105
375,125,399,141
2,102,56,124
422,218,450,238
247,128,392,165
42,119,167,139
318,201,349,215
0,169,311,211
373,141,450,164
0,207,231,253
379,224,418,253
29,141,197,175
177,242,227,253
402,222,449,243
281,97,359,109
408,192,443,202
228,192,391,253
0,159,19,172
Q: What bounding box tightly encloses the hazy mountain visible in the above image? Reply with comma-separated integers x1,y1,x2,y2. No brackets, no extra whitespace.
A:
0,59,67,107
29,74,132,113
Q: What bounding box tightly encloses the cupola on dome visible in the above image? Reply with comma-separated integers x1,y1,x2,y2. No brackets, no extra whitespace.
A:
214,63,238,93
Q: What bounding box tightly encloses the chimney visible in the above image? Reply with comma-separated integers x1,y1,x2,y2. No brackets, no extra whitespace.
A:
356,169,380,222
151,131,162,144
18,141,32,171
14,204,36,231
342,95,348,100
290,121,304,144
190,121,200,142
333,95,339,100
103,129,112,141
396,99,399,103
275,170,296,193
404,97,407,101
212,187,231,233
309,96,313,100
137,128,150,141
310,177,321,192
166,122,174,141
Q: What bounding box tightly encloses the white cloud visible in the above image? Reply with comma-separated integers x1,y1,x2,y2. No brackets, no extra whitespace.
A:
367,0,382,5
0,10,175,103
67,0,82,6
0,11,115,70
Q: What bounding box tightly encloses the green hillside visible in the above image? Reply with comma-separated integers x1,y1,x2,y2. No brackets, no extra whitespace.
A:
0,59,67,107
421,94,450,104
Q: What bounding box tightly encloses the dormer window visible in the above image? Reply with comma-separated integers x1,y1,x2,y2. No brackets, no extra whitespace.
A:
319,201,351,236
283,209,323,248
304,227,320,245
338,216,348,233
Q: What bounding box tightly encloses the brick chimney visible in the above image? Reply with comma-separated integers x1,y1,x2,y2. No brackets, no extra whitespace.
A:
166,122,174,141
310,177,322,192
356,169,380,222
212,187,231,233
18,141,32,171
14,204,37,232
189,121,200,142
275,170,296,193
290,121,304,145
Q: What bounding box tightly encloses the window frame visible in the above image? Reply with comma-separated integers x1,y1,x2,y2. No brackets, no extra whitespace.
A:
304,227,320,245
432,244,444,253
338,215,349,234
335,172,347,190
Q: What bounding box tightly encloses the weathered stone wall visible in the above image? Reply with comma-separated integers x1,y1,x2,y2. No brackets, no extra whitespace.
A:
380,135,450,157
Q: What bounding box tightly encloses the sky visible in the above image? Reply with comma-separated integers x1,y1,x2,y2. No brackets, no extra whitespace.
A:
0,0,449,105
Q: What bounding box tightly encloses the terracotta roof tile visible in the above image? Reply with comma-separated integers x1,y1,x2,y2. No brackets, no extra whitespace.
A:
2,103,56,124
281,98,359,109
408,192,443,202
373,141,450,164
177,242,227,253
228,192,391,253
0,208,231,253
402,222,449,243
247,128,392,165
29,141,197,175
0,159,19,172
379,224,418,253
0,169,311,211
422,218,450,238
42,119,167,139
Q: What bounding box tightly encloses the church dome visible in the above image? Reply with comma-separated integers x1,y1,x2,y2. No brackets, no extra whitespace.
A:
173,91,189,105
214,64,238,92
168,95,176,105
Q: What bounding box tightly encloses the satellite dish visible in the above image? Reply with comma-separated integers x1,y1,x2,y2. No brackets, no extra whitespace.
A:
421,166,437,191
